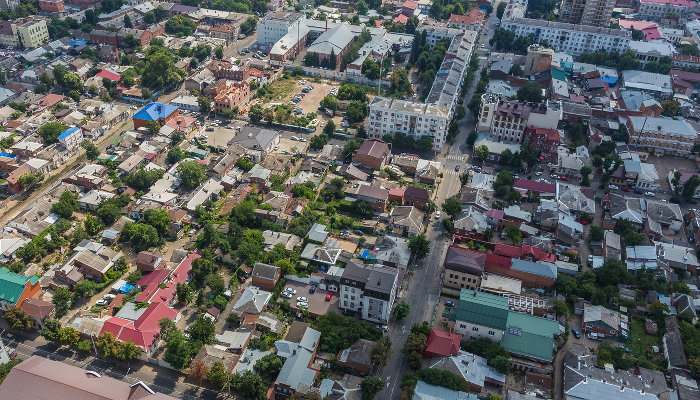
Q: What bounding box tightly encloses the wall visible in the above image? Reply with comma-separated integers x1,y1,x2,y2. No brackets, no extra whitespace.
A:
282,64,390,88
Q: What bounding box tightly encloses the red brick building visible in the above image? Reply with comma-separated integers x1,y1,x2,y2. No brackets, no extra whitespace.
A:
356,185,388,212
251,262,280,292
352,139,391,170
522,127,560,164
403,185,430,209
423,328,460,358
39,0,65,12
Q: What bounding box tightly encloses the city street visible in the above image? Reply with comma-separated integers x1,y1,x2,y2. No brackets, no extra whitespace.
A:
378,7,498,398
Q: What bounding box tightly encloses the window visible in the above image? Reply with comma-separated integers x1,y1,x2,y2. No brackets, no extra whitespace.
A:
472,327,479,332
488,330,495,336
459,324,466,329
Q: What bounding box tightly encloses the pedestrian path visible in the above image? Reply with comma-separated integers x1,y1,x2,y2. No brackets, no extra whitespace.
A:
444,170,463,176
445,155,465,161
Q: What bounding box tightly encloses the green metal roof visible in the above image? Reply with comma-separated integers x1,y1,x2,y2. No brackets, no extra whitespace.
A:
454,290,509,331
501,311,560,362
0,267,37,306
551,68,567,82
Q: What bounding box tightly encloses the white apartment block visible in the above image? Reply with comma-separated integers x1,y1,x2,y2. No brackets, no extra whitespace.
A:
417,25,463,48
368,98,449,149
256,11,304,47
368,29,476,151
501,18,630,57
637,0,694,21
477,94,562,143
339,261,399,324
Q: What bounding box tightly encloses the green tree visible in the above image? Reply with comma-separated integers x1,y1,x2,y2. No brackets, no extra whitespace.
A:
360,376,384,399
553,299,568,316
167,147,187,163
77,339,92,353
682,175,700,201
51,190,79,219
165,15,197,36
126,270,142,284
207,361,229,389
371,335,393,367
3,307,31,330
74,279,99,298
164,331,191,369
58,327,80,347
176,282,193,304
145,120,161,135
441,198,462,218
116,340,141,361
254,353,283,382
81,140,99,160
467,130,478,147
189,315,216,346
580,165,592,186
198,96,211,114
176,160,207,189
323,119,336,135
41,319,62,341
505,225,522,244
346,100,368,123
408,234,430,259
143,208,171,236
84,213,104,236
144,11,155,24
249,104,264,123
96,332,119,358
320,96,340,113
496,2,506,18
309,133,329,150
416,135,433,152
508,64,523,77
661,99,680,117
124,167,164,191
97,202,121,225
589,225,604,241
215,46,224,60
475,145,489,162
517,81,542,103
392,301,410,321
38,121,67,144
491,355,511,374
206,273,226,293
52,288,72,317
231,371,267,399
122,223,160,251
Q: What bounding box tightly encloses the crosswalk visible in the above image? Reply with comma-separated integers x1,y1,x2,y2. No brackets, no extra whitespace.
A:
444,170,463,176
445,155,465,161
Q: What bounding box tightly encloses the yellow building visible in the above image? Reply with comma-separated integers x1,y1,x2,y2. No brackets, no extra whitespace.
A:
0,19,48,48
442,246,486,297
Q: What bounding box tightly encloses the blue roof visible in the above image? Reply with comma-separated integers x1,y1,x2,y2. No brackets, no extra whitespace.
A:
133,102,179,122
68,39,87,46
510,258,557,280
0,152,15,158
58,127,81,140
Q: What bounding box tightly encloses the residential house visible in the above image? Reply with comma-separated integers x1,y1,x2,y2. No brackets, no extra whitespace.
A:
388,206,424,237
625,245,658,270
352,139,391,170
403,186,431,209
453,207,489,240
522,127,561,164
135,251,163,272
655,242,699,273
100,301,179,356
230,126,280,163
337,339,376,376
274,326,321,399
132,102,179,130
422,328,461,359
412,381,477,400
251,263,281,292
603,230,621,260
442,245,485,296
356,185,389,212
423,351,506,393
582,303,627,339
0,267,41,312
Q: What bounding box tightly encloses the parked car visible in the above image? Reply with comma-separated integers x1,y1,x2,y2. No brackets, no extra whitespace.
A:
572,328,581,339
325,291,332,301
551,174,559,179
285,288,297,295
454,165,460,171
376,324,389,332
297,296,308,303
435,211,441,220
309,284,317,294
645,192,655,197
103,294,116,300
444,300,455,307
621,187,631,192
280,291,292,298
609,185,619,190
96,300,108,306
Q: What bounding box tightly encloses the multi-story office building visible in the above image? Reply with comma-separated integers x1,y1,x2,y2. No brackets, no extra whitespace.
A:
339,261,399,324
559,0,615,27
501,18,630,57
256,11,304,47
637,0,695,21
626,116,698,157
0,19,49,48
477,94,562,143
368,29,476,150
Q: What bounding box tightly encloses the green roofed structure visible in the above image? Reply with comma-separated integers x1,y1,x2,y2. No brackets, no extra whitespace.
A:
0,266,40,310
443,289,561,364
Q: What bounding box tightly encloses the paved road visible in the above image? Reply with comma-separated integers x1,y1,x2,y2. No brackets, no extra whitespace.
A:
378,8,500,398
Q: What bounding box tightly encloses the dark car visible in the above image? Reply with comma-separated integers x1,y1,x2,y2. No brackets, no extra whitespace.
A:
621,187,631,192
455,165,460,171
309,283,317,294
444,300,455,307
572,328,581,339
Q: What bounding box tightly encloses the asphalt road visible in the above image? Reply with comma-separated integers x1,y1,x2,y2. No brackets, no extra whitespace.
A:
378,8,499,398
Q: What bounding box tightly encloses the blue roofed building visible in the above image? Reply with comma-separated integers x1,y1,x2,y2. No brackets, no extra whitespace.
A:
132,102,179,130
58,126,82,150
412,380,477,400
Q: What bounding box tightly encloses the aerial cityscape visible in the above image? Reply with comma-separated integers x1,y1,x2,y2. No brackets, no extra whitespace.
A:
0,0,696,399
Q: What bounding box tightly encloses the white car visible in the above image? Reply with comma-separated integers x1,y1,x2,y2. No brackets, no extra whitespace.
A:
297,296,308,303
320,122,325,127
285,288,297,295
103,294,116,300
535,171,543,176
435,211,441,220
95,300,108,306
609,185,619,190
645,192,655,197
310,119,319,125
300,138,307,142
280,291,292,298
291,136,299,141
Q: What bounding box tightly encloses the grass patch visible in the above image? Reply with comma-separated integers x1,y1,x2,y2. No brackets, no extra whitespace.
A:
261,79,297,102
628,318,665,371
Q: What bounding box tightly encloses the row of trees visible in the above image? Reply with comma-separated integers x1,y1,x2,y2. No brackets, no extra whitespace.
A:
41,320,142,361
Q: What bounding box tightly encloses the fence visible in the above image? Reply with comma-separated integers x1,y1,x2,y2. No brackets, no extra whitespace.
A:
283,64,391,88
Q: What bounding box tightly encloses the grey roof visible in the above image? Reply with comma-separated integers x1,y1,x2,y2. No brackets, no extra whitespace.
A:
619,89,659,111
307,23,355,55
412,381,476,400
232,126,279,150
444,246,486,275
275,327,321,392
565,377,659,400
342,261,398,295
628,116,697,138
622,70,672,93
510,258,557,279
252,263,279,281
424,351,505,389
233,286,271,314
308,223,329,242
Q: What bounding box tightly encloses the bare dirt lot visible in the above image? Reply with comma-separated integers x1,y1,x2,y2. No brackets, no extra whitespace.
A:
647,155,697,192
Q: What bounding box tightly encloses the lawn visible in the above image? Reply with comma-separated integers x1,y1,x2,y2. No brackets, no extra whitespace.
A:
628,318,666,371
260,78,297,102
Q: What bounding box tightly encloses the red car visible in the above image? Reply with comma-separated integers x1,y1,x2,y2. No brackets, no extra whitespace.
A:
561,176,569,181
325,292,332,301
621,187,631,192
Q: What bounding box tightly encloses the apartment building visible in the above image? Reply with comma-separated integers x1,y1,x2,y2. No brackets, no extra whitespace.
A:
0,19,49,48
524,44,553,76
38,0,65,13
212,80,250,113
477,94,562,143
442,245,486,296
626,116,698,157
559,0,615,27
257,11,304,47
522,127,561,164
368,29,476,150
339,261,399,324
368,98,449,150
501,18,630,57
637,0,695,21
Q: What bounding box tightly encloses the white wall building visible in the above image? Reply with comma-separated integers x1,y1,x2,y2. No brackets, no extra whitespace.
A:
477,94,562,143
339,261,398,324
637,0,695,21
256,11,305,48
501,18,631,57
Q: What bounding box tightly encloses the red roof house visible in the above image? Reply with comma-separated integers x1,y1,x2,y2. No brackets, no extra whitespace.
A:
96,69,121,81
423,328,461,358
100,302,178,354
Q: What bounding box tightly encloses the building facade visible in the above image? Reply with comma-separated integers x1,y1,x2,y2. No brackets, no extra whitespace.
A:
637,0,694,20
477,94,562,143
256,11,304,47
502,17,630,57
626,116,697,157
559,0,615,27
339,261,398,324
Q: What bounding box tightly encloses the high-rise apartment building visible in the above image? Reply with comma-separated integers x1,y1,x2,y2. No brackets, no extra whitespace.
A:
559,0,614,27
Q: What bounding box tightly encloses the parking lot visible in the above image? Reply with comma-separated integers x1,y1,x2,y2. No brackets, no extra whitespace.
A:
281,280,340,316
